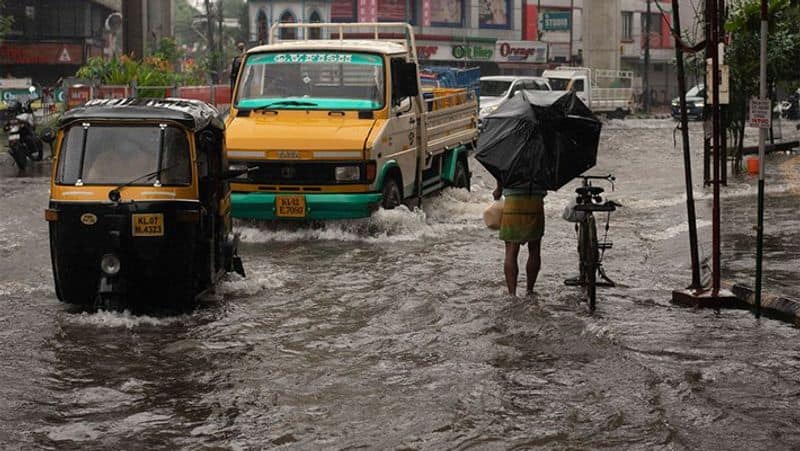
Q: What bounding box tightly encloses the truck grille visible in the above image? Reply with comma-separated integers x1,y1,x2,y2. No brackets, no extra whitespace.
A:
235,161,369,185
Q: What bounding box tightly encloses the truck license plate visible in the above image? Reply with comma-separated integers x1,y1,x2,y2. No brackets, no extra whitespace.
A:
132,213,164,236
276,196,306,218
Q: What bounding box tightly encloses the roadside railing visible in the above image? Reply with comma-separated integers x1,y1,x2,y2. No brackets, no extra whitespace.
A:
65,84,233,110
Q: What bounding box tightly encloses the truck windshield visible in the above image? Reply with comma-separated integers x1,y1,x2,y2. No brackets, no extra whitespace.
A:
236,51,385,110
56,125,191,186
480,80,511,97
547,78,571,91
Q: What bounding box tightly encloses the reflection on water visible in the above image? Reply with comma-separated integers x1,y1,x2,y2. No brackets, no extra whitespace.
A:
0,120,799,449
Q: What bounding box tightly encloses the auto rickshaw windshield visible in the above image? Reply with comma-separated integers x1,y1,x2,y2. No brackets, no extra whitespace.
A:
56,124,192,186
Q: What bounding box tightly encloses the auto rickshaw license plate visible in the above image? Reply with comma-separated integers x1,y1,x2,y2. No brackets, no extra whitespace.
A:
132,213,164,237
276,196,306,218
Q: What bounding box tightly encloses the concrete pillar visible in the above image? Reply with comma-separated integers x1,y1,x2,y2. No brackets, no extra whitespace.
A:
122,0,144,58
122,0,173,59
582,0,621,70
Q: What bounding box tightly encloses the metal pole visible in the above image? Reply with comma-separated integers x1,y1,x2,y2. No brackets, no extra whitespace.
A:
754,0,768,317
643,0,651,112
672,0,702,290
709,0,721,296
568,0,574,64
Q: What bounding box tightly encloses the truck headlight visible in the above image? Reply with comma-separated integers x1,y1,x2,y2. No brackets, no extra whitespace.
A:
335,166,360,181
694,102,705,108
100,254,121,275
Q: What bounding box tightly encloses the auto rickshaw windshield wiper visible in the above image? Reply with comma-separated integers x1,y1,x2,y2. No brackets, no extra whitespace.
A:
107,164,178,202
254,100,318,110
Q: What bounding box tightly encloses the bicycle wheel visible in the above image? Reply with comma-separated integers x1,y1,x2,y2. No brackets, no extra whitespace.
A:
579,215,599,312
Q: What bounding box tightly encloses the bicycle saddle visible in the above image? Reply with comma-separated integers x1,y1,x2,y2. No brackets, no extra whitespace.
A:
576,186,604,196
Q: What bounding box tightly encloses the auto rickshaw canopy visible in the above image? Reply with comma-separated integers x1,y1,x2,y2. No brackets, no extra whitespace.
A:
59,98,224,132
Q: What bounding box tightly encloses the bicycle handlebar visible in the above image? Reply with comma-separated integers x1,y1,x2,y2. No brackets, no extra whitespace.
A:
579,174,615,181
578,174,615,192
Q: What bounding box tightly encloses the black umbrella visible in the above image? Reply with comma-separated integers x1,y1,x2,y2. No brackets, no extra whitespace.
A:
476,90,602,191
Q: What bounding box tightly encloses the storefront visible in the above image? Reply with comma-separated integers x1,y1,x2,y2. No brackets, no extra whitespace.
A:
415,40,547,76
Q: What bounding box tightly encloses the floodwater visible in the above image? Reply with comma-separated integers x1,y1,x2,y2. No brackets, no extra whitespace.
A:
1,120,799,450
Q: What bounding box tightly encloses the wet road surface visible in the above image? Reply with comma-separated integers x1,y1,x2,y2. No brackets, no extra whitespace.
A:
1,120,799,449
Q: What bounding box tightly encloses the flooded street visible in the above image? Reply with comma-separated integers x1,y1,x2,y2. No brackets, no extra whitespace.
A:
1,119,800,449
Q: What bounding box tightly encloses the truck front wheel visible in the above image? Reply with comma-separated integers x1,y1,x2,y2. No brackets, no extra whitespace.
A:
381,177,402,210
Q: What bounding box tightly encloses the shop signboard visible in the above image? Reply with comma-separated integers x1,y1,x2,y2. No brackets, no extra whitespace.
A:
451,44,493,61
0,43,83,65
496,41,547,64
540,11,571,31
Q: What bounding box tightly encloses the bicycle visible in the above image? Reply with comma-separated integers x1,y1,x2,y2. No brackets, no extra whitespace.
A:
564,175,618,312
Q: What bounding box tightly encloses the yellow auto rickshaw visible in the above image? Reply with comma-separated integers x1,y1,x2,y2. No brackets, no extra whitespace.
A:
46,98,245,311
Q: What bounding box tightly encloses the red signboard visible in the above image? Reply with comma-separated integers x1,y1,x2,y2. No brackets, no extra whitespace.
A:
523,4,538,40
67,86,92,108
0,43,84,65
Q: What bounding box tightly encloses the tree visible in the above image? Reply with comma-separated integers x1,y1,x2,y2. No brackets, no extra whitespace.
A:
0,0,14,44
724,0,800,169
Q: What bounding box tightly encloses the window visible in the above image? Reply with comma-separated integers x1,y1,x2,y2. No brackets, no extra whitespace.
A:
56,125,191,186
572,79,585,92
525,80,548,91
237,52,386,111
256,10,268,44
480,0,511,29
278,10,297,41
308,11,322,39
378,0,415,23
479,80,512,98
622,11,633,41
641,12,662,48
431,0,464,26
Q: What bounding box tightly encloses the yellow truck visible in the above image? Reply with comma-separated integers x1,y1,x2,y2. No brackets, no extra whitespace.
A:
225,23,478,220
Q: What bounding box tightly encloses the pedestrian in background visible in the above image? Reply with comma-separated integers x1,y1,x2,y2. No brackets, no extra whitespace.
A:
230,42,246,91
493,179,546,297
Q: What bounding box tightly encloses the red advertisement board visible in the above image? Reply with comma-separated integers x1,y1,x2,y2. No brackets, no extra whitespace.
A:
0,43,84,65
523,4,538,40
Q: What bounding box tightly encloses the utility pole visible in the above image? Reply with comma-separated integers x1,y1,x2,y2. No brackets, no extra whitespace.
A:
568,0,574,64
643,0,651,112
671,0,702,291
672,0,737,308
204,0,217,83
218,0,225,79
754,0,768,317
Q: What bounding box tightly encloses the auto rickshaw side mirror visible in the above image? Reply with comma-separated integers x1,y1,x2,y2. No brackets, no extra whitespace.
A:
40,127,56,144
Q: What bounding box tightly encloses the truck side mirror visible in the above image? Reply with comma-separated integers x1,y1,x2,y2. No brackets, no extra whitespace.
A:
391,59,419,105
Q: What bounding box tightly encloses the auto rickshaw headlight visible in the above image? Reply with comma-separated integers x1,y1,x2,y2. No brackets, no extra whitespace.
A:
335,165,360,182
100,254,121,275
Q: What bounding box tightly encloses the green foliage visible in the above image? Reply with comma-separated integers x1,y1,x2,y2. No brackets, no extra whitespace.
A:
0,0,14,43
75,52,205,98
723,0,800,164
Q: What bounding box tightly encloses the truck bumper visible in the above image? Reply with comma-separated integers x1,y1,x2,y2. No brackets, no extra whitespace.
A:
232,192,383,220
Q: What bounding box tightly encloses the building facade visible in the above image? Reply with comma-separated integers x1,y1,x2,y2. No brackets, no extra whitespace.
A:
0,0,119,85
244,0,698,103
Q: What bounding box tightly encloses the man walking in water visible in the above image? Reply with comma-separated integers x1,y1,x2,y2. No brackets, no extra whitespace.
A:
230,42,246,91
494,180,545,297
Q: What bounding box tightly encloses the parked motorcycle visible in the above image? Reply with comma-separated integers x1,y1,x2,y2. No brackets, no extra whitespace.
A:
3,98,45,171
